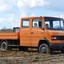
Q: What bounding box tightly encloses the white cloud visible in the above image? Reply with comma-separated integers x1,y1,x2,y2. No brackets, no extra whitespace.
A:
0,4,10,12
17,0,48,18
17,0,48,10
57,15,64,18
0,18,6,23
0,0,7,12
0,0,64,29
30,0,48,8
0,13,19,28
0,0,17,13
0,0,19,28
0,13,15,22
20,11,28,17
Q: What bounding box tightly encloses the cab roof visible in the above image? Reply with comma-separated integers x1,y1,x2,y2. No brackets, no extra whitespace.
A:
21,16,63,20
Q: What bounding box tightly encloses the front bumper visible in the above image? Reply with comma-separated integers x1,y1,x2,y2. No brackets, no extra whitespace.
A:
49,43,64,50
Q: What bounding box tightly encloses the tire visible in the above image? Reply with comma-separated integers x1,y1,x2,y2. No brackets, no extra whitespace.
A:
1,41,8,50
38,44,50,53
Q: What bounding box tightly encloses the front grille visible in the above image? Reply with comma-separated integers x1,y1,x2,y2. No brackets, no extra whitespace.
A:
52,36,64,40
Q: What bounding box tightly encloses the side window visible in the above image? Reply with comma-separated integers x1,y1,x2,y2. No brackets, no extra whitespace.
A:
45,21,50,28
22,20,29,28
32,19,42,28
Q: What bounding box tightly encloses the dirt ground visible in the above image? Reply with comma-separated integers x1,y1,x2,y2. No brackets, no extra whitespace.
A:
0,48,64,64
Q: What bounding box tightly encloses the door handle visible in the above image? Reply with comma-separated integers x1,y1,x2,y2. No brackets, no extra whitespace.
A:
31,32,34,34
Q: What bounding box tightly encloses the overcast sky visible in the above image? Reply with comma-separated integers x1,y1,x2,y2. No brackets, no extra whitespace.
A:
0,0,64,28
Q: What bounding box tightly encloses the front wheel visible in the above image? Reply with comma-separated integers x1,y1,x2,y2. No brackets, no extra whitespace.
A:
38,44,50,53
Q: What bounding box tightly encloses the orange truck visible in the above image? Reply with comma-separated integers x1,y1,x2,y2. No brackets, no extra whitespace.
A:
0,16,64,53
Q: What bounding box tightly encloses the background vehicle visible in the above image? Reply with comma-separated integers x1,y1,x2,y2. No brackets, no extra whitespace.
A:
0,16,64,53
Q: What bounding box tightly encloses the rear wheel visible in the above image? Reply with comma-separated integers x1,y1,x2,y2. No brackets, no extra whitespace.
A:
1,41,9,50
38,44,50,53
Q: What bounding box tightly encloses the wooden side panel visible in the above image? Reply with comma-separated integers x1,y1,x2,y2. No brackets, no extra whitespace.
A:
0,32,19,40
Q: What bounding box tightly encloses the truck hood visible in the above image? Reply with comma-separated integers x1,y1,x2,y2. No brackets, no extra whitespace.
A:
48,30,64,36
45,30,64,43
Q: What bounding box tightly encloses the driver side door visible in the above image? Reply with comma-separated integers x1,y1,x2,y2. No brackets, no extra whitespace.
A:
30,18,44,47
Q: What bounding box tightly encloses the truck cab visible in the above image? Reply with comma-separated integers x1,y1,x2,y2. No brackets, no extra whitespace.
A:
20,16,64,53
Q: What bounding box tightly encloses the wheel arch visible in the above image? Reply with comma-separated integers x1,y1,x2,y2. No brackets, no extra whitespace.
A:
0,40,8,45
38,38,50,47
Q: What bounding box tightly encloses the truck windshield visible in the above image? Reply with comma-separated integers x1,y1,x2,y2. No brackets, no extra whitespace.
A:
44,17,64,30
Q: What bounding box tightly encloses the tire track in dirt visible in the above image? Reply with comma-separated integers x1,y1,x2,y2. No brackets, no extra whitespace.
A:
0,49,64,64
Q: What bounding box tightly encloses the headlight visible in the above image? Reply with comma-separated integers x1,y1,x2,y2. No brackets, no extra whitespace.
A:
53,37,57,40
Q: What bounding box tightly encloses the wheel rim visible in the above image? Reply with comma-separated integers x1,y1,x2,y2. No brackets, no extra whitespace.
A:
41,46,47,53
39,44,49,53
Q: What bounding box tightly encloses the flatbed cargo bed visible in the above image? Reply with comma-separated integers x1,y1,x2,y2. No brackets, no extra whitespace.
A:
0,32,19,40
